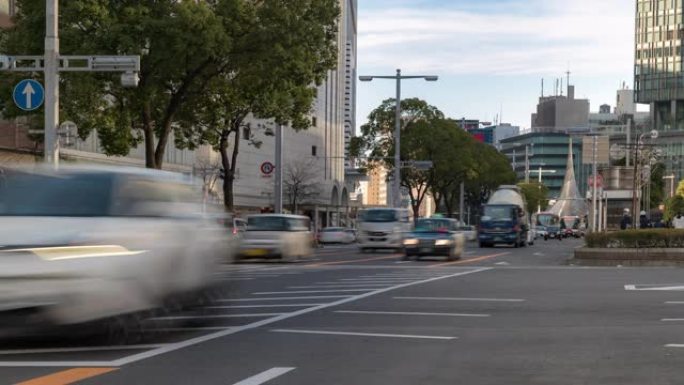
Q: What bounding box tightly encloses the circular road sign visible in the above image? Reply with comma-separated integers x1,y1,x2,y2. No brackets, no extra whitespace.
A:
13,79,44,111
260,161,275,176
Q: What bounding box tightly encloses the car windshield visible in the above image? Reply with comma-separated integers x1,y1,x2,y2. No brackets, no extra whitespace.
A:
0,171,113,216
482,206,516,221
322,228,344,232
247,216,309,231
414,219,453,232
537,214,560,227
359,209,398,223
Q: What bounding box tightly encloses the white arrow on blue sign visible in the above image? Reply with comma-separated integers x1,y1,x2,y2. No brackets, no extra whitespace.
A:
13,79,44,111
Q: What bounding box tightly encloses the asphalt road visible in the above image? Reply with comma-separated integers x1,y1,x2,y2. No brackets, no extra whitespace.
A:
7,237,684,384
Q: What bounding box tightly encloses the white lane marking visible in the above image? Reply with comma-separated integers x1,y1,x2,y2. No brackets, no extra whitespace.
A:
150,313,285,321
666,344,684,348
213,277,255,281
334,310,490,317
662,318,684,322
665,301,684,304
205,304,325,309
0,344,167,355
626,284,684,291
313,282,395,286
107,267,489,367
232,367,296,385
271,329,457,340
394,296,525,302
338,278,417,282
288,285,392,289
216,295,353,302
394,261,411,264
494,262,510,266
252,289,377,295
149,327,231,332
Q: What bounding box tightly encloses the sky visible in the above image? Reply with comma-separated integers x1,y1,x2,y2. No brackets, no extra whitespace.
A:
356,0,636,131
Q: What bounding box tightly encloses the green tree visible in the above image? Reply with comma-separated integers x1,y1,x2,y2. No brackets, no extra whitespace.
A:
517,182,549,215
175,0,339,210
1,1,338,179
429,123,480,216
464,143,516,214
649,162,665,209
1,0,233,168
350,98,446,217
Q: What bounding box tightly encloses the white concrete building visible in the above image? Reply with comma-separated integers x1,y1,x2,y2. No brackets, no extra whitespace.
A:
63,1,357,227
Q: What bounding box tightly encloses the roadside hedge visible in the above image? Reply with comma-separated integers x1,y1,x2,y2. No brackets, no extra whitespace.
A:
586,229,684,248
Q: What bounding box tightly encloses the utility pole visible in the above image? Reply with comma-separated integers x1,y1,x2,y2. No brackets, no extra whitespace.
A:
274,124,283,214
394,70,401,208
459,182,465,225
525,145,530,183
44,0,59,164
591,135,598,232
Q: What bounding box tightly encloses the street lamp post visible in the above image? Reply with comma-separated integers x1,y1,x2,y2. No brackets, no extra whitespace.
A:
529,164,556,213
632,130,659,228
359,69,438,208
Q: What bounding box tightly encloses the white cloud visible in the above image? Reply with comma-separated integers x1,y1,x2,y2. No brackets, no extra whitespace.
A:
359,0,634,77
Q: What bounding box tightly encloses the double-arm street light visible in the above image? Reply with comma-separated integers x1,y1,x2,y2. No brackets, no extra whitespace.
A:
359,69,438,208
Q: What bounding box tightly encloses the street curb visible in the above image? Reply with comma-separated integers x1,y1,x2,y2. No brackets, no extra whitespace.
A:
573,247,684,267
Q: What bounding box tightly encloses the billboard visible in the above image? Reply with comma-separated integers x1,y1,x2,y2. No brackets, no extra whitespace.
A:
582,136,610,165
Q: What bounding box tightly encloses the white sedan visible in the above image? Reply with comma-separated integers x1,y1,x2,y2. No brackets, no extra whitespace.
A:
319,227,356,244
0,165,228,334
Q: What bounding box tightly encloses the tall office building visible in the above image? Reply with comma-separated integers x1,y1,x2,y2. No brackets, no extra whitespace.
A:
343,0,358,170
635,0,684,130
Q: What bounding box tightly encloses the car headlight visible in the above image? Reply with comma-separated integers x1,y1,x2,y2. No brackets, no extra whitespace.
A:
403,238,418,246
435,239,452,246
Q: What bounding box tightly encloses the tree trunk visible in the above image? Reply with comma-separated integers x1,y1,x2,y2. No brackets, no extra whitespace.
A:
153,117,175,170
219,131,233,211
142,102,156,169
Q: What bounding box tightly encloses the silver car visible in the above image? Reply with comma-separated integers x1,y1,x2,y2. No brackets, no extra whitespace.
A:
0,165,228,333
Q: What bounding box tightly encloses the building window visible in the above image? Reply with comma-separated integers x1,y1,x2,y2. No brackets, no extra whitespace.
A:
312,116,317,127
312,145,317,156
242,124,251,140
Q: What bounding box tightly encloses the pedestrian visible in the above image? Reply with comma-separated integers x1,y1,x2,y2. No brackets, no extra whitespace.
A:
620,209,632,230
674,213,684,229
639,211,651,229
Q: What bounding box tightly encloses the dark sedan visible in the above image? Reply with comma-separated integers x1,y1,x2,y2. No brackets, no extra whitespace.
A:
402,218,465,261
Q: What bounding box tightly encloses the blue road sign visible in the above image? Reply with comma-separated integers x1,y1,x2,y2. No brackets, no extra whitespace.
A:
13,79,44,111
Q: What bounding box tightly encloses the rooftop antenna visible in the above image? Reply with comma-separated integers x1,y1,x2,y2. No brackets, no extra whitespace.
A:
500,102,503,124
555,78,559,96
541,78,544,97
560,77,564,96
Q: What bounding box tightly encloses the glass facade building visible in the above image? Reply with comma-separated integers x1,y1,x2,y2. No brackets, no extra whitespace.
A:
500,133,591,199
635,0,684,130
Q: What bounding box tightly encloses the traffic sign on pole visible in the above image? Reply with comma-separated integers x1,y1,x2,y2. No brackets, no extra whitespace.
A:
12,79,44,111
261,161,275,178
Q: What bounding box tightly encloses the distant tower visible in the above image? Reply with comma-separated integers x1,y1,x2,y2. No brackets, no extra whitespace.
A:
549,138,588,217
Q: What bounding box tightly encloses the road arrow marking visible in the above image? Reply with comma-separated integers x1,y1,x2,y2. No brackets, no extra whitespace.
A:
22,82,35,109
